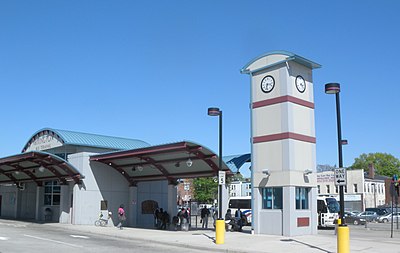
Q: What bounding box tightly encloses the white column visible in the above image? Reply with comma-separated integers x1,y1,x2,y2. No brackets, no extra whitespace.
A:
15,189,21,218
167,183,177,218
35,186,44,221
221,184,229,219
129,186,138,227
59,184,70,223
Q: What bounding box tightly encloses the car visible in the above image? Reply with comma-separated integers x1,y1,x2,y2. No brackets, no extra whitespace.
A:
344,211,360,217
345,214,366,225
377,212,400,223
366,208,390,216
357,211,378,222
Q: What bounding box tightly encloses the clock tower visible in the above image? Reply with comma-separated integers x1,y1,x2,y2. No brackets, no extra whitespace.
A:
241,51,321,236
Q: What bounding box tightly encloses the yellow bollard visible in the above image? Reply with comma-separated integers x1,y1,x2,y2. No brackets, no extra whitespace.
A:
337,225,350,253
215,219,225,244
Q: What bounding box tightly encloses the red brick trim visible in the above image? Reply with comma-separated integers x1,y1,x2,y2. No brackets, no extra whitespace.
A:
252,95,314,109
297,217,310,227
253,132,316,144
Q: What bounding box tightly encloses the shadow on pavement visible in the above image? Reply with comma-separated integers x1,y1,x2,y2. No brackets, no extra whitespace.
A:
281,238,333,253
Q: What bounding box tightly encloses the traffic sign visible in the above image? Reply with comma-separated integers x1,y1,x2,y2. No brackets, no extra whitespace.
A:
334,168,347,186
218,171,226,185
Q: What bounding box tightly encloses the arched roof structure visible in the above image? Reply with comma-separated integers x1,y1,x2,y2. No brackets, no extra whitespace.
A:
0,151,83,185
22,128,150,153
90,141,232,186
240,50,321,75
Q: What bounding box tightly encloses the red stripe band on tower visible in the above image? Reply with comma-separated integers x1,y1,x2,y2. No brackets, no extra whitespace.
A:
252,95,314,109
253,132,316,144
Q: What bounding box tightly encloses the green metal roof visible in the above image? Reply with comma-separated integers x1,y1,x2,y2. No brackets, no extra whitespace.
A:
22,128,150,152
240,50,321,75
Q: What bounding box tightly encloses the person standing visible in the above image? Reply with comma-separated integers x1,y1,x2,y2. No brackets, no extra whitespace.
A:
117,204,126,230
201,206,210,229
235,207,243,232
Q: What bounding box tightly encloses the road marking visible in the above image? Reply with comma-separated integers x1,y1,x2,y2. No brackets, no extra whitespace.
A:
70,235,90,239
0,236,9,240
23,234,83,248
0,222,26,228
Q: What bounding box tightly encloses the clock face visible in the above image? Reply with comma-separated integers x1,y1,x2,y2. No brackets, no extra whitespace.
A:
261,75,275,93
295,75,306,93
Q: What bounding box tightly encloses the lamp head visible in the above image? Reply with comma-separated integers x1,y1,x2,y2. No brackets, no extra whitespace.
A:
262,169,270,176
186,158,193,167
304,169,313,175
325,83,340,94
208,107,221,116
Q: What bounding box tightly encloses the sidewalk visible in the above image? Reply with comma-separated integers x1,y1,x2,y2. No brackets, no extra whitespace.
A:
43,223,400,253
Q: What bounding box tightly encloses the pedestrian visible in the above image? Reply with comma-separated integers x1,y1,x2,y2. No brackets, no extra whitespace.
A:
117,204,126,229
157,208,164,229
178,208,189,231
154,208,160,228
201,206,210,229
161,210,170,230
235,207,243,232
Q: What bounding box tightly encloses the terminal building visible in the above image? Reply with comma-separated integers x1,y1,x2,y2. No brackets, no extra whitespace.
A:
0,128,233,228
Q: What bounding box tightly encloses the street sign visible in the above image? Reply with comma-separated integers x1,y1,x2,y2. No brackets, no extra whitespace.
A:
218,171,226,185
334,168,347,186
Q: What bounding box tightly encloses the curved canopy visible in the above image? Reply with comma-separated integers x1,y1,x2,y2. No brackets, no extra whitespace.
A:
0,151,83,185
223,153,251,172
22,128,150,153
90,141,231,186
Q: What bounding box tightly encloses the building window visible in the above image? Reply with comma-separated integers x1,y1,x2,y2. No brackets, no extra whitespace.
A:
326,185,330,194
335,186,338,193
262,187,283,209
354,184,358,193
44,180,60,206
317,185,320,194
296,187,310,210
344,186,347,193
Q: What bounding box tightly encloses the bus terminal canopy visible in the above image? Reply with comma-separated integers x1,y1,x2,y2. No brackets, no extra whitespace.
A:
0,151,83,186
90,141,231,186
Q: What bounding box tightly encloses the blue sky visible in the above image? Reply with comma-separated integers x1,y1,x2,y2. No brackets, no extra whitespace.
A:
1,0,399,173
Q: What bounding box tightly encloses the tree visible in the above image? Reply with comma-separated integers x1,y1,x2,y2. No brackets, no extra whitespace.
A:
193,177,218,203
350,153,400,177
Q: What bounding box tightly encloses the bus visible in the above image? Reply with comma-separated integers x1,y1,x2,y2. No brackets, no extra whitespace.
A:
317,195,340,228
227,196,252,225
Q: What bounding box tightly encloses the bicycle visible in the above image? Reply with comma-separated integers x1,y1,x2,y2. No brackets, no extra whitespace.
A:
95,211,112,227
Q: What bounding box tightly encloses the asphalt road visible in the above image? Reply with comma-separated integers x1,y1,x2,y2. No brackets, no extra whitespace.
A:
318,221,400,244
0,219,203,253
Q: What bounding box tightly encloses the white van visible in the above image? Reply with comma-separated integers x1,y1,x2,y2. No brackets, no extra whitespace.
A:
227,196,252,225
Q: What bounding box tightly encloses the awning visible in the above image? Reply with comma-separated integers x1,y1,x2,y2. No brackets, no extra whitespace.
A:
90,141,231,186
0,151,83,186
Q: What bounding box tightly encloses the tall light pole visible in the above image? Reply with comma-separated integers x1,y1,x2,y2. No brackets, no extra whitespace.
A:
325,83,345,224
207,107,223,219
325,83,349,253
208,107,224,245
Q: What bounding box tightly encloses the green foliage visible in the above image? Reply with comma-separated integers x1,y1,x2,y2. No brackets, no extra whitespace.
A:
193,177,218,203
351,152,400,177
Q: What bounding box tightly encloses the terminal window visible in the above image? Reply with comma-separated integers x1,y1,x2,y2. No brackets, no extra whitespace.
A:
262,187,282,209
295,187,310,210
44,180,60,206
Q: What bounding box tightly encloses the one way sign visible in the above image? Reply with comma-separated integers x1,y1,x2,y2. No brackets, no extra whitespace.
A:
334,168,347,186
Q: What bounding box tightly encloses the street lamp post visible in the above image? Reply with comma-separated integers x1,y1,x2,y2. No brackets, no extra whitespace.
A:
325,83,345,224
325,83,349,253
208,107,224,245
